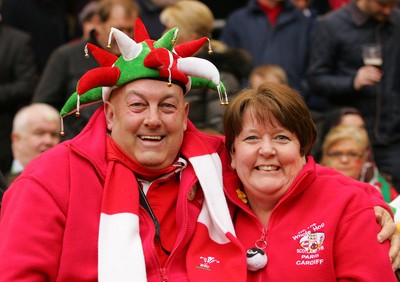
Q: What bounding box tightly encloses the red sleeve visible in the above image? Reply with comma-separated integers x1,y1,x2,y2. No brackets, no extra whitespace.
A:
316,164,392,216
358,181,393,216
0,177,66,281
334,202,396,281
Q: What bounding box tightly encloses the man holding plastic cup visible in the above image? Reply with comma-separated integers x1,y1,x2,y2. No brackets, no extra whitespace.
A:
307,0,400,192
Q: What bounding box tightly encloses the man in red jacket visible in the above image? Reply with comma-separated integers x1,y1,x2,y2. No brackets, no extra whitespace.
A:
0,18,246,281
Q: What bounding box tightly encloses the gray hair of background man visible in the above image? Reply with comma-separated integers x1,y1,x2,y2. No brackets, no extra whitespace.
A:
12,103,60,135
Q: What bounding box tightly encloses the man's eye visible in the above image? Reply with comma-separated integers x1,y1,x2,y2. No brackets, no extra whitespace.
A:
129,103,147,112
161,103,176,108
160,103,177,112
130,103,145,108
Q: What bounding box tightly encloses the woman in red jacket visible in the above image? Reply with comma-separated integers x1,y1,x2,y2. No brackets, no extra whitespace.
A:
223,82,397,281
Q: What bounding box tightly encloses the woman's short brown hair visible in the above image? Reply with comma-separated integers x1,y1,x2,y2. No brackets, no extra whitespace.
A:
224,82,316,156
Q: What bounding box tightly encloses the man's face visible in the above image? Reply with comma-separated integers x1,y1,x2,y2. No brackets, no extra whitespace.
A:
12,116,60,168
96,5,137,55
105,79,189,170
291,0,310,10
361,0,396,21
152,0,179,8
257,0,284,8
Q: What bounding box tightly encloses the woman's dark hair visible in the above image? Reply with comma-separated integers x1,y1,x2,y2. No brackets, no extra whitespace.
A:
224,82,317,156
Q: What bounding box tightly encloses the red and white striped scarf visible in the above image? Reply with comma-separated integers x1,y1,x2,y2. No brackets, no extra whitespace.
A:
99,125,246,281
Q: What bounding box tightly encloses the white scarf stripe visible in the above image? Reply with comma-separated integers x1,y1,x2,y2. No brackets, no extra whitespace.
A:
98,213,147,281
189,153,236,239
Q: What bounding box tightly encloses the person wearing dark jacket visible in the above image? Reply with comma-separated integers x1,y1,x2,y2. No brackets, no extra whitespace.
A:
160,0,252,134
0,0,69,74
307,0,400,191
220,0,314,104
0,14,38,176
32,0,139,140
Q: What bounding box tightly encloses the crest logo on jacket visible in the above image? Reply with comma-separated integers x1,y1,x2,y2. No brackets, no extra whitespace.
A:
299,232,325,252
196,256,220,270
293,222,326,266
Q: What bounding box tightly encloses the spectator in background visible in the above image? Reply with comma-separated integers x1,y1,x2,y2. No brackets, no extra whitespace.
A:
309,0,333,15
0,172,7,208
249,64,288,88
7,103,60,186
32,0,139,140
220,0,313,102
329,0,350,10
78,0,100,40
0,13,38,178
0,0,70,74
315,107,399,200
321,124,398,204
136,0,179,39
313,107,366,162
291,0,319,18
220,0,328,136
160,0,252,133
307,0,400,192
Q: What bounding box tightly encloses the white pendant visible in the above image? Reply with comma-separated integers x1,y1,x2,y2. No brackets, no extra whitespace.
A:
246,247,268,271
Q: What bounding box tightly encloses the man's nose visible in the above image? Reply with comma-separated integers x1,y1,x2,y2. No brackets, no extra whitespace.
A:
144,108,162,127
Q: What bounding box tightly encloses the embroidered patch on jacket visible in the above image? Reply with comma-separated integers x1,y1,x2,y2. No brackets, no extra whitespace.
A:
196,256,220,271
292,222,326,266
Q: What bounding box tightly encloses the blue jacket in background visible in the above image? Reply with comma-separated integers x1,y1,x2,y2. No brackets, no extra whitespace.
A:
220,0,317,108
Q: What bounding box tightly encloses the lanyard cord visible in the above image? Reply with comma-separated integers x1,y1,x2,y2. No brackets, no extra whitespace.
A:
138,182,171,256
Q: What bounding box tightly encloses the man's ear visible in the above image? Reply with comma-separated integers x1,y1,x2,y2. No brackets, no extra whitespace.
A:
183,101,189,131
11,132,21,143
90,14,101,26
104,102,114,131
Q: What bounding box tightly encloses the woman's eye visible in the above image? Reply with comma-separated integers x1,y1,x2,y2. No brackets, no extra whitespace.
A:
244,136,258,141
275,135,289,141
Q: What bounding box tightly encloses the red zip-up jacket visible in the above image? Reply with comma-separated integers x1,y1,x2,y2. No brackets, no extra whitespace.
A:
226,157,396,281
0,106,244,281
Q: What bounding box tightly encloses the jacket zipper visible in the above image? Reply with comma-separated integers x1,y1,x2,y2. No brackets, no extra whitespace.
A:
139,175,193,281
159,177,193,281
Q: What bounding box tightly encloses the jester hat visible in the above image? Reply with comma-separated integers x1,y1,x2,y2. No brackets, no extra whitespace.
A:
60,18,228,135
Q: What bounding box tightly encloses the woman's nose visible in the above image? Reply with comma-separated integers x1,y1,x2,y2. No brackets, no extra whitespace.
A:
259,138,275,156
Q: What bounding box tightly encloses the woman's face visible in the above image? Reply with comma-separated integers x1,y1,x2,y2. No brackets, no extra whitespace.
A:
230,108,305,205
323,139,366,180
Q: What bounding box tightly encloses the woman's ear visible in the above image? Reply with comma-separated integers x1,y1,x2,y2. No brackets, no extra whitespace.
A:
230,151,236,170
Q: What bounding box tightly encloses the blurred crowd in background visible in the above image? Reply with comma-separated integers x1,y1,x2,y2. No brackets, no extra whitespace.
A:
1,0,400,198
